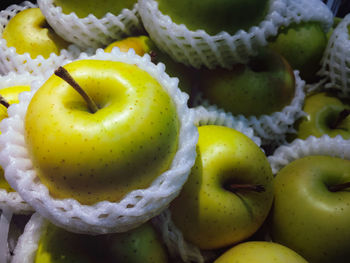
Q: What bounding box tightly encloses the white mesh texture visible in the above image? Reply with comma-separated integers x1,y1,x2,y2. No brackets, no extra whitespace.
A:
268,135,350,174
0,48,198,235
11,213,45,263
319,13,350,98
137,0,333,69
0,1,82,76
193,70,306,146
0,72,38,214
38,0,143,49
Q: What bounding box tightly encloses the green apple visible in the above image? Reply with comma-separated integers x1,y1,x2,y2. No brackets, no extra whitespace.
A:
35,221,168,263
214,241,308,263
268,22,328,83
271,155,350,263
198,49,295,117
294,91,350,140
35,222,96,263
2,8,70,59
0,85,31,193
105,35,196,95
98,222,169,262
53,0,137,19
156,0,271,35
24,59,179,205
169,125,274,250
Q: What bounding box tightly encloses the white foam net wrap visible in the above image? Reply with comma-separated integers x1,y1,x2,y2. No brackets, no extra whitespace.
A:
0,1,82,76
319,13,350,98
0,48,198,235
152,107,265,263
0,72,38,214
193,70,306,146
11,213,45,263
137,0,333,69
38,0,143,49
268,135,350,174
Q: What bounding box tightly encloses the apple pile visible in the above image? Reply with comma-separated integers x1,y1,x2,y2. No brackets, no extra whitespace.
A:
0,0,349,263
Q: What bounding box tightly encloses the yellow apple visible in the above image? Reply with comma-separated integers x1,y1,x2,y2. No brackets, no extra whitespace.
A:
214,241,308,263
24,59,179,205
169,125,274,250
2,8,70,59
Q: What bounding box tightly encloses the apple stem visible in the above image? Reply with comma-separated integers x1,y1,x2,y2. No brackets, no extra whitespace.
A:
330,109,350,129
328,182,350,192
0,95,9,109
54,66,99,114
228,184,265,193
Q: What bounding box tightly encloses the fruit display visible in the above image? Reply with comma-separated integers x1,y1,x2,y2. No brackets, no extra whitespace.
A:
0,0,349,263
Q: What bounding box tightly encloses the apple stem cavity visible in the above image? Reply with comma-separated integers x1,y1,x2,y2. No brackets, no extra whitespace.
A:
328,182,350,192
227,184,265,193
0,95,10,109
330,109,350,129
54,66,99,113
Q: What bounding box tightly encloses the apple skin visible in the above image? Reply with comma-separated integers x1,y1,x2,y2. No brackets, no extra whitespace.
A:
169,125,274,250
294,91,350,140
156,0,270,35
2,8,70,59
105,36,195,95
104,36,153,56
271,155,350,263
98,222,169,263
199,49,295,117
0,85,31,193
268,22,327,83
24,59,179,205
35,221,168,263
34,222,96,263
53,0,137,18
214,241,308,263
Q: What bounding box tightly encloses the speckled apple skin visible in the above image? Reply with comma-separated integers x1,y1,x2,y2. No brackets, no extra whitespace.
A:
25,59,179,205
272,155,350,263
170,125,274,250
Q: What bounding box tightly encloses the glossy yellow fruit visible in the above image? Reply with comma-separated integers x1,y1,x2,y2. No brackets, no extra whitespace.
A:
25,59,179,205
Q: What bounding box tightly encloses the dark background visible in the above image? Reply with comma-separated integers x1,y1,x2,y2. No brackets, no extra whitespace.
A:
0,0,350,17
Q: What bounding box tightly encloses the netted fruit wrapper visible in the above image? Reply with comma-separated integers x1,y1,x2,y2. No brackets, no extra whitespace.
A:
137,0,333,69
193,70,306,147
0,48,198,235
38,0,143,49
0,72,38,214
0,1,82,76
319,13,350,98
268,135,350,174
152,107,263,263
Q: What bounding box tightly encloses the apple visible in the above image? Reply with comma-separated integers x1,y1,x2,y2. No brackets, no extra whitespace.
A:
169,125,274,250
155,0,270,35
53,0,137,19
0,85,31,193
2,8,70,59
214,241,308,263
98,222,169,262
198,49,295,117
34,222,96,263
34,221,168,263
294,91,350,140
24,59,180,206
105,35,196,95
271,155,350,263
268,21,328,83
